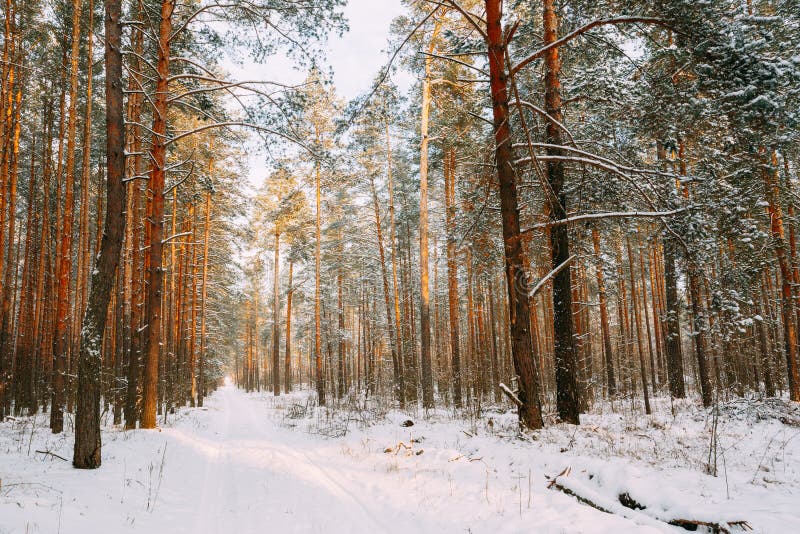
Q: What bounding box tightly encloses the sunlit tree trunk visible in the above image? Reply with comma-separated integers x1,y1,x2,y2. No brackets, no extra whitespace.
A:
418,20,440,409
123,5,144,428
272,229,281,395
379,119,406,406
51,0,84,433
141,0,175,428
763,149,800,401
314,133,325,405
284,262,293,393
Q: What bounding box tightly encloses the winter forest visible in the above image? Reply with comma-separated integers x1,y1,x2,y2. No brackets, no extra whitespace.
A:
0,0,799,531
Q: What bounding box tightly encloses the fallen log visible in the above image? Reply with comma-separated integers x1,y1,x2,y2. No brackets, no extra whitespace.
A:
547,468,752,533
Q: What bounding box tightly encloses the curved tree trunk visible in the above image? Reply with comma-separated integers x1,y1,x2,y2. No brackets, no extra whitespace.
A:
73,0,127,468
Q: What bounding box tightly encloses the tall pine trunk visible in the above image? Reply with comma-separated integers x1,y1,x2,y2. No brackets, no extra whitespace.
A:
444,147,462,407
763,149,800,401
370,176,402,403
272,230,281,395
591,227,616,396
73,0,127,468
418,22,440,409
51,0,84,433
542,0,579,424
284,262,293,393
141,0,174,428
484,0,543,429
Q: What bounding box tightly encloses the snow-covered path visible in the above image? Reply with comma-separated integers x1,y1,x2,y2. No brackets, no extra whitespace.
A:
181,385,391,534
2,386,402,533
2,385,800,533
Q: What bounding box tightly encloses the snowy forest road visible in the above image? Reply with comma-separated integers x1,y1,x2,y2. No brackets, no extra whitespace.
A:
2,386,403,534
187,385,391,534
3,385,800,533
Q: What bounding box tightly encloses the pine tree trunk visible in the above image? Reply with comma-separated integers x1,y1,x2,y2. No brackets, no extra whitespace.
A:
284,262,293,393
385,122,405,407
418,23,440,409
756,278,775,396
314,143,324,405
627,235,651,414
337,266,345,399
444,147,462,407
592,227,617,396
0,1,15,412
272,230,281,395
542,0,579,424
662,238,685,398
141,0,174,428
370,176,402,403
484,0,543,429
50,0,84,433
763,149,800,401
73,0,126,468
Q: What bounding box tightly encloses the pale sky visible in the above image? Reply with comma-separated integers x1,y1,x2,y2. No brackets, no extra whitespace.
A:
328,0,409,99
223,0,410,188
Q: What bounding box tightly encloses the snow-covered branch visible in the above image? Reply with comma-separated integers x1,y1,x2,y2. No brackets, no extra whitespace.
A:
521,208,691,233
511,17,669,75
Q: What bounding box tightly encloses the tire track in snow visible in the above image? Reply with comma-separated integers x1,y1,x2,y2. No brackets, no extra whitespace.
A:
193,388,231,534
235,389,392,533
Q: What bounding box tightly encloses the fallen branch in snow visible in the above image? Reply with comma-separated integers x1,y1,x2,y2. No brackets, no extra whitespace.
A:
547,468,752,533
499,383,522,407
668,518,753,533
35,450,68,462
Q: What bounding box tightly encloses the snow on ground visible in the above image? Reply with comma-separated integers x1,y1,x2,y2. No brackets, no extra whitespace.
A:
1,385,798,533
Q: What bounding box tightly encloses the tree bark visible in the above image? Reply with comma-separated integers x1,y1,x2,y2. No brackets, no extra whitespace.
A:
198,190,212,406
370,176,402,403
284,262,293,393
314,141,325,405
627,235,651,414
662,237,685,398
272,230,281,395
141,0,174,428
484,0,543,429
418,21,440,409
763,149,800,401
50,0,84,433
385,122,405,407
444,147,462,407
73,0,127,468
543,0,580,424
591,227,616,396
